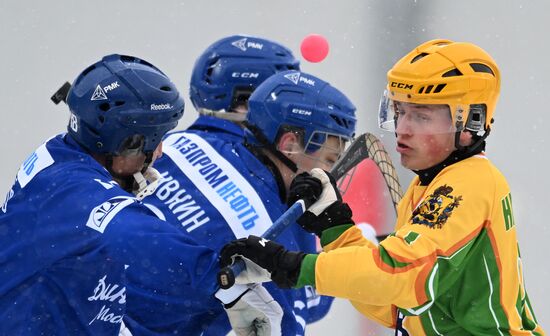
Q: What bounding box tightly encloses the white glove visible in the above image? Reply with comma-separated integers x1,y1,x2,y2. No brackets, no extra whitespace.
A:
224,283,283,336
233,256,272,285
308,168,339,216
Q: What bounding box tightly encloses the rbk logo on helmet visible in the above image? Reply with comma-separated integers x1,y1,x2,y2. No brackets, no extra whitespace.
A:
231,37,264,51
283,72,315,86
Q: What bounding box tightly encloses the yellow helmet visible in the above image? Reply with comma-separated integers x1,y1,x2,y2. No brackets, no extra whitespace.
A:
382,39,500,133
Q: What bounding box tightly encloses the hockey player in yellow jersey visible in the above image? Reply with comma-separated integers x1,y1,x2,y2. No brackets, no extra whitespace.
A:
220,39,545,335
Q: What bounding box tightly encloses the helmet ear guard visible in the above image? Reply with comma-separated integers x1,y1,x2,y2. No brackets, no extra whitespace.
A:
464,104,487,134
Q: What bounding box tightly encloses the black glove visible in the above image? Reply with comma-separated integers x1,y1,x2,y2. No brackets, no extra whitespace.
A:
220,235,305,289
288,170,354,237
287,172,323,208
298,202,354,237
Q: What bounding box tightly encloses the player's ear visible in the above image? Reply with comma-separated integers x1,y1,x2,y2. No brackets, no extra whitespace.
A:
458,130,474,148
277,132,302,157
153,142,163,161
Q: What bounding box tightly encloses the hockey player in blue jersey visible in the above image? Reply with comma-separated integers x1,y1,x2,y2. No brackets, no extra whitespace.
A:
0,54,279,335
188,34,334,328
125,52,356,335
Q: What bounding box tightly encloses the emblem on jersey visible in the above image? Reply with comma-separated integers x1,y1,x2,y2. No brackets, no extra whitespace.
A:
86,196,136,233
411,185,462,229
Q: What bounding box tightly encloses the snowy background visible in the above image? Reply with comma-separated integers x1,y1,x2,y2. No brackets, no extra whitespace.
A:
1,0,547,333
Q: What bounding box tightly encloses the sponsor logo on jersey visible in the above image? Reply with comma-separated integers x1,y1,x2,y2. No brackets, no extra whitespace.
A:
231,37,263,51
88,275,125,326
86,196,136,233
150,103,173,111
162,132,273,238
153,172,210,232
411,185,462,229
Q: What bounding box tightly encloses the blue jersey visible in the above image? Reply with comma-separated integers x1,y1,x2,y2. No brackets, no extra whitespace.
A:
125,120,332,335
187,114,244,143
0,134,219,335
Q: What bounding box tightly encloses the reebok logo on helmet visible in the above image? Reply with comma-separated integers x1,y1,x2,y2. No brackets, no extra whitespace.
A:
150,103,173,111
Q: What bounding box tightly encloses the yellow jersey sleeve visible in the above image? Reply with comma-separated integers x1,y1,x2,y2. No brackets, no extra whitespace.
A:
316,156,498,309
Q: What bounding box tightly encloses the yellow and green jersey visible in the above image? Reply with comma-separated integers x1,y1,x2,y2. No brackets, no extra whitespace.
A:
301,154,544,335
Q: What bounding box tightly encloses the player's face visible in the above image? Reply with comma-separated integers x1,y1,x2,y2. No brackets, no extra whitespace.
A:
110,143,163,177
295,136,344,172
394,102,455,170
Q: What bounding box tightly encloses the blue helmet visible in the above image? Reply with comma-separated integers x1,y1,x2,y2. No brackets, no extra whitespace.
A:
189,35,300,113
66,54,184,155
246,70,356,151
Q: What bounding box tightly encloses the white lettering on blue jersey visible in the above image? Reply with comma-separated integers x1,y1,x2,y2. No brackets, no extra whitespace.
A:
163,133,272,238
94,179,118,190
87,274,125,326
17,143,54,188
154,174,210,232
86,196,136,233
1,189,14,213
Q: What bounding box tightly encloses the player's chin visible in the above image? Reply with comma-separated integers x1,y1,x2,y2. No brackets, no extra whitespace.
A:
399,154,419,170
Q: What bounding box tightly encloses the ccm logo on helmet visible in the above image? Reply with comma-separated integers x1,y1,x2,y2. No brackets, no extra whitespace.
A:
291,108,312,116
391,82,414,90
151,103,173,111
232,72,260,79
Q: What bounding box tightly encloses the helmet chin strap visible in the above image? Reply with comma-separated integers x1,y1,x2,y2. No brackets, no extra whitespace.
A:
133,167,162,201
105,152,163,199
243,121,298,173
132,152,164,201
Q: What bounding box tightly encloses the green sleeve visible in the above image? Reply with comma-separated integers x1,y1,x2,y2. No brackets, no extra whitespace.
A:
295,254,318,288
320,224,354,247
